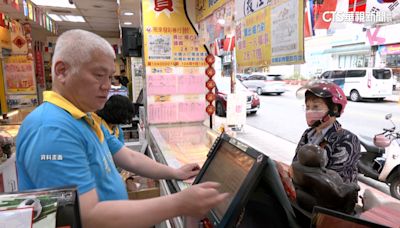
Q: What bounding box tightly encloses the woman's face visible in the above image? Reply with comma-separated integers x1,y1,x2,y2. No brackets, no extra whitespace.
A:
305,97,329,112
305,97,329,127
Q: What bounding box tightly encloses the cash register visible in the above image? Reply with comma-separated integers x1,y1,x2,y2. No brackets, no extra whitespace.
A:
193,133,298,228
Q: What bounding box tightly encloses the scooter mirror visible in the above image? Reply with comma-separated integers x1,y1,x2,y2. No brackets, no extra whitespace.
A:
385,113,392,120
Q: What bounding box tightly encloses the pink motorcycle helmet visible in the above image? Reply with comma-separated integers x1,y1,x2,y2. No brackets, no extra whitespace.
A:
374,134,391,148
297,80,347,117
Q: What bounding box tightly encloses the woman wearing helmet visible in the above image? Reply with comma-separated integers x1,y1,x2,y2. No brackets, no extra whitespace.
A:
293,80,361,183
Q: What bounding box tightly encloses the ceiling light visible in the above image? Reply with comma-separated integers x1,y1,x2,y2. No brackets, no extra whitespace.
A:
123,12,134,16
48,14,85,22
63,15,85,22
123,22,132,25
48,14,63,21
31,0,76,8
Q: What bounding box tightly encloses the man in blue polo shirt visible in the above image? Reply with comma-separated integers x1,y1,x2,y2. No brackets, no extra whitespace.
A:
16,29,228,228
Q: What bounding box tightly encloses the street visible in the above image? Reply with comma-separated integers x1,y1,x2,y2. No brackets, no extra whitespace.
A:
247,86,400,144
242,86,400,202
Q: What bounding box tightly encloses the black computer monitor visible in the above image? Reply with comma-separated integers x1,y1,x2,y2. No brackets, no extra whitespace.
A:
311,206,389,228
193,133,268,227
193,133,299,228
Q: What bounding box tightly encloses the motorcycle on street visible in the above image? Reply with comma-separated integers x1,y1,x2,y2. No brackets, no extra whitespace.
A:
358,114,400,200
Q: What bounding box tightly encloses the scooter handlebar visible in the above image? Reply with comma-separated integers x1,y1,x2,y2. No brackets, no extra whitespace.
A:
383,128,395,133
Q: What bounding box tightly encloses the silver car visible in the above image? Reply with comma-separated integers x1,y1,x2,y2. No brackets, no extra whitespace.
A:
242,73,286,95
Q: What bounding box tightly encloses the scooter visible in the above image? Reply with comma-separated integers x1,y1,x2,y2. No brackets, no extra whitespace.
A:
358,113,400,200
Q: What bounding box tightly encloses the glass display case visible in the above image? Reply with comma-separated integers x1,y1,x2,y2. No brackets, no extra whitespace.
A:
149,123,219,191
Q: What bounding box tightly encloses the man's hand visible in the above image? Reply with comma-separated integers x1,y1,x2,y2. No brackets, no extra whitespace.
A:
173,182,230,218
173,163,200,180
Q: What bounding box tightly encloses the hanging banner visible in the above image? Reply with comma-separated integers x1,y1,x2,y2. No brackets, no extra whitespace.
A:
143,0,207,67
198,1,234,46
27,2,33,20
4,55,36,94
196,0,230,22
23,0,28,17
11,20,27,55
236,0,304,67
236,8,269,67
143,0,208,124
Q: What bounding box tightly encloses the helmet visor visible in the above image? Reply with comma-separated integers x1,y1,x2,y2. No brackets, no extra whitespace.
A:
296,80,334,99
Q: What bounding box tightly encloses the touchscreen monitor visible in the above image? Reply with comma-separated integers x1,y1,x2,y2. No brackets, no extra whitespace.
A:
193,134,266,227
197,140,256,219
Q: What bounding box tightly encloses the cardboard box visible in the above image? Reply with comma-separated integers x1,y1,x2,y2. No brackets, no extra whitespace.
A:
128,187,160,200
125,175,160,200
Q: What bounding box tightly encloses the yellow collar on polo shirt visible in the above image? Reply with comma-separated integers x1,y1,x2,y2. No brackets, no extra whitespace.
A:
43,91,104,142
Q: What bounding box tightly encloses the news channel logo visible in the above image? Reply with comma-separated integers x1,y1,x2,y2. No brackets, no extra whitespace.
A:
322,0,397,23
322,11,393,23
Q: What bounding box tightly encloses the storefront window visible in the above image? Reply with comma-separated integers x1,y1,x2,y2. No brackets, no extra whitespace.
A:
386,54,400,67
339,55,368,68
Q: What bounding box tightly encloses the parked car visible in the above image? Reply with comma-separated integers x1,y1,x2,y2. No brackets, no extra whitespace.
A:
236,73,250,81
215,77,260,117
242,73,286,95
319,68,393,102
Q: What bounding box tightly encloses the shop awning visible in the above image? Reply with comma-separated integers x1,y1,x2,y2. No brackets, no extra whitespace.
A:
323,44,371,54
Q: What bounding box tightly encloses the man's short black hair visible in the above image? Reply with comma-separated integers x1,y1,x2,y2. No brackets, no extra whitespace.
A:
96,95,134,124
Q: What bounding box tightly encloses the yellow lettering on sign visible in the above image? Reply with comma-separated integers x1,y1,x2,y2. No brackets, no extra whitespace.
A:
155,96,171,102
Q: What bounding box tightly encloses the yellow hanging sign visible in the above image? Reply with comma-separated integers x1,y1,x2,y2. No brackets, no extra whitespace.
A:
142,0,207,68
236,0,305,68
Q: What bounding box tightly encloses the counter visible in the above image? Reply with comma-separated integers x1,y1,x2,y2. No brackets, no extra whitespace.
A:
148,123,219,228
149,123,219,190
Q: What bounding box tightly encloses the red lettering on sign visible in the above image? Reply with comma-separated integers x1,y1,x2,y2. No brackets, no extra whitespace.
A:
154,0,173,12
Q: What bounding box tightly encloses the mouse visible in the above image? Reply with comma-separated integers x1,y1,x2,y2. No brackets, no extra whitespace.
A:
18,198,42,220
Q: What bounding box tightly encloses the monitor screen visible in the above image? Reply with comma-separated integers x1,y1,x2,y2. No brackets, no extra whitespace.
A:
197,140,256,220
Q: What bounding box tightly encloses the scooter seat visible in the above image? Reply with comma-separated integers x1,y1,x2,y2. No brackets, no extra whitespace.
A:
292,162,360,214
292,145,360,214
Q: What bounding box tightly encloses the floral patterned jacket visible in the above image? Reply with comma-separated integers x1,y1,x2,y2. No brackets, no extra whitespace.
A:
293,121,361,183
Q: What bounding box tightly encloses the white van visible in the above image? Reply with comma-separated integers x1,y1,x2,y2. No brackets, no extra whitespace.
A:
319,68,393,101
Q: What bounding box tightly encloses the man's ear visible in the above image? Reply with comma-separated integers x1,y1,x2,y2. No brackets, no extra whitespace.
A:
54,61,68,83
